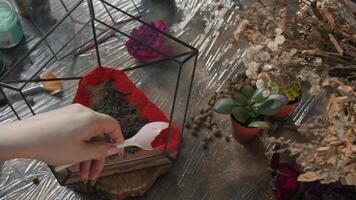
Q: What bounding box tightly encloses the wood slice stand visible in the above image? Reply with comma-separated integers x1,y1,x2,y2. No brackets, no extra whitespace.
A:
69,164,172,200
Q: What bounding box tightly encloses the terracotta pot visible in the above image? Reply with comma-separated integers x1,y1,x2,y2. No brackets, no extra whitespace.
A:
273,100,299,121
230,116,262,143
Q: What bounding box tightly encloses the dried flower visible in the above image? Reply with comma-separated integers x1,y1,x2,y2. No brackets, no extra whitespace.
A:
256,79,265,88
246,69,258,79
258,72,271,84
263,89,271,97
262,64,273,71
125,20,167,61
234,19,249,41
255,51,271,62
275,35,286,45
275,27,283,35
268,41,279,51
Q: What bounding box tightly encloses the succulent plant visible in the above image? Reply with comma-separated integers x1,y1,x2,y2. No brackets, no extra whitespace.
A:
267,82,301,103
280,83,301,103
214,85,287,129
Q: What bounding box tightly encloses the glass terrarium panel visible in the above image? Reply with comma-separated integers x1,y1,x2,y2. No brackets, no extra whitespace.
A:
171,54,197,129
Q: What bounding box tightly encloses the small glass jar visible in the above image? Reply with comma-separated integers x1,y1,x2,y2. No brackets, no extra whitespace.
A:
0,1,23,49
13,0,51,19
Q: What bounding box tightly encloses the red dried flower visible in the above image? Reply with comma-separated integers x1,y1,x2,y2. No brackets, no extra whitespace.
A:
125,20,167,61
271,151,299,200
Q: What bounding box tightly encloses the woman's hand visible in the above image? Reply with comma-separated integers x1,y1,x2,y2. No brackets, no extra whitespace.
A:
0,104,124,181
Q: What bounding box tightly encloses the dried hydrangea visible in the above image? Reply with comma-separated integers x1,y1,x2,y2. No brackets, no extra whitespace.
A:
266,90,356,185
256,79,265,88
267,41,279,52
275,35,286,45
263,89,271,97
235,0,356,187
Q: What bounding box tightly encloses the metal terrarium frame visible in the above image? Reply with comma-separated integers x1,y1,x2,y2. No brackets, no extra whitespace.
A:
0,0,198,185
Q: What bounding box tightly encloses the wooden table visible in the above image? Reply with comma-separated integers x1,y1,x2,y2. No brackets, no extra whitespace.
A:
0,0,275,199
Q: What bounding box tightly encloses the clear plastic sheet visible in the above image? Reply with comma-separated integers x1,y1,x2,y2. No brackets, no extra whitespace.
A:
0,0,318,199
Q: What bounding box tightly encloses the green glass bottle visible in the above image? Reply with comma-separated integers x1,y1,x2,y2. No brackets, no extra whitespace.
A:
0,0,23,49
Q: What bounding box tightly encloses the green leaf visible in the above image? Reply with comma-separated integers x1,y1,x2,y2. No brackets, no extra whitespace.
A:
214,98,237,114
248,121,269,129
232,107,251,123
255,99,281,115
240,85,254,99
232,91,248,106
269,94,288,105
251,87,268,103
256,94,288,115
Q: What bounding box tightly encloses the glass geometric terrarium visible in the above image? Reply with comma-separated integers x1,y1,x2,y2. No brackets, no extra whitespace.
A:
0,0,197,185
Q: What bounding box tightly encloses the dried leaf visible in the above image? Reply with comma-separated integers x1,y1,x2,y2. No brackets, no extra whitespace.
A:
327,156,337,165
316,147,330,151
345,174,356,185
42,72,62,93
302,49,320,55
329,34,344,55
321,8,336,29
298,172,322,182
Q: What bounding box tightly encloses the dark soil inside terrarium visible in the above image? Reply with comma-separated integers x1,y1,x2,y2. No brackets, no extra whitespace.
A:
86,81,149,153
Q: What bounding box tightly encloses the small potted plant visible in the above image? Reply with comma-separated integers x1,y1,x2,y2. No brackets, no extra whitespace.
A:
271,83,302,121
214,85,287,143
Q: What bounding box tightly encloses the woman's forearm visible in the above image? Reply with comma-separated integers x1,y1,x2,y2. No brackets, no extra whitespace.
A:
0,121,33,160
0,104,122,180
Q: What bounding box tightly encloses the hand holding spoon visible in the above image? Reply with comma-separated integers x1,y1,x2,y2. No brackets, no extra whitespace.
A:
54,121,169,172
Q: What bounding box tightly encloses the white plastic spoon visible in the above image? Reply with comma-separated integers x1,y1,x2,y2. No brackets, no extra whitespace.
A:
54,121,169,172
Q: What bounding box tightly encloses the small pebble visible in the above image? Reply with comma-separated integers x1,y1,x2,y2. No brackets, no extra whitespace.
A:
225,135,231,142
25,96,34,105
194,116,203,123
205,122,212,129
192,124,199,130
185,121,192,129
207,110,212,116
213,129,222,138
212,92,217,99
211,120,217,126
33,74,41,81
32,176,40,185
201,141,208,149
217,95,224,99
204,106,211,112
191,130,198,137
206,133,213,142
208,100,215,106
217,4,224,11
206,116,212,123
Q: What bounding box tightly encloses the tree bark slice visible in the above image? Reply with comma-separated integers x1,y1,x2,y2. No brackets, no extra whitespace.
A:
69,164,171,200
